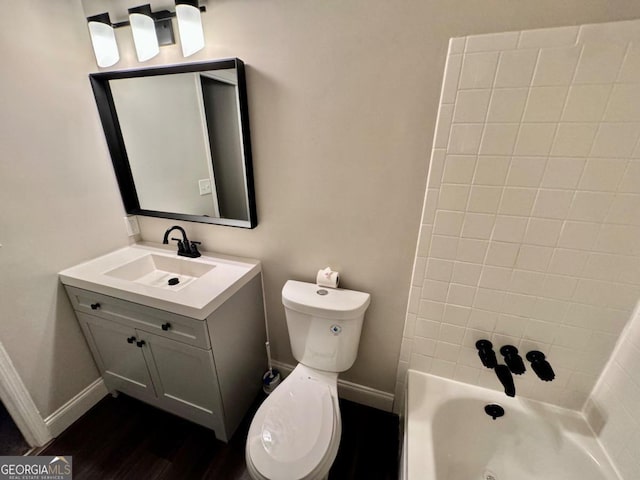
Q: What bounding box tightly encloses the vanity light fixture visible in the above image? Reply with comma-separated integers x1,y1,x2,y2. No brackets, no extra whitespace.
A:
175,0,205,57
86,2,206,67
128,4,160,62
86,13,120,68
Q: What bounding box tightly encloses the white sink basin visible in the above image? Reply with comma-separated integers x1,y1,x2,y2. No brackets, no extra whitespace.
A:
59,244,261,319
104,254,216,290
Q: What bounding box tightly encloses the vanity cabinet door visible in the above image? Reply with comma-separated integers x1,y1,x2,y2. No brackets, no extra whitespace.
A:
137,331,225,434
78,313,156,401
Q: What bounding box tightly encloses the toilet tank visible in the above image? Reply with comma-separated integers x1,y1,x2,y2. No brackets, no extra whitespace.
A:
282,280,370,373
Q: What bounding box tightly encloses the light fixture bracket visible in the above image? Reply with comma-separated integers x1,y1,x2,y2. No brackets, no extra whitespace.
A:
87,12,112,25
153,15,175,45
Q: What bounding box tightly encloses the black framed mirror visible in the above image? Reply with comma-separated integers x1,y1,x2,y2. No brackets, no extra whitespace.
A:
90,58,257,228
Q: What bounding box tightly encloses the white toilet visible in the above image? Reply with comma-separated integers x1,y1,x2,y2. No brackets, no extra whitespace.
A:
246,280,370,480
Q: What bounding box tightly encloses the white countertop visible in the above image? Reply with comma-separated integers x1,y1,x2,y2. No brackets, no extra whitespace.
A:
59,243,262,320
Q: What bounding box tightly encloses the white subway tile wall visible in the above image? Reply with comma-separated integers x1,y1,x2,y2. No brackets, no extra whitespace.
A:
396,19,640,416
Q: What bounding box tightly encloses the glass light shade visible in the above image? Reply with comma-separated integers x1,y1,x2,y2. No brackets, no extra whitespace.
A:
175,4,205,57
129,12,159,62
88,20,119,67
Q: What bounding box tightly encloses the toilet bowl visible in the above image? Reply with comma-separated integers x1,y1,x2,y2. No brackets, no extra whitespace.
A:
246,280,370,480
245,364,341,480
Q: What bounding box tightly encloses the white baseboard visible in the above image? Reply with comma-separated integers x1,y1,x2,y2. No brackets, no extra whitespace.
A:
0,343,51,447
337,378,395,412
271,361,394,412
45,378,108,438
42,363,395,440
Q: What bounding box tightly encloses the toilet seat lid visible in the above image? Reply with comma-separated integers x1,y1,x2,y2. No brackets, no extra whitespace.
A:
248,375,336,480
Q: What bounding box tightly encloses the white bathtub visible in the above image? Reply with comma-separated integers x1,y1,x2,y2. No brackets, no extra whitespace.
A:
403,369,620,480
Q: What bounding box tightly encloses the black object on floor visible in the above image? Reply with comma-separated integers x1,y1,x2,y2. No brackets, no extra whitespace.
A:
40,393,399,479
0,401,29,455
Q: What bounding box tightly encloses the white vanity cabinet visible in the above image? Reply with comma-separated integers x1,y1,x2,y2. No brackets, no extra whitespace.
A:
63,272,266,443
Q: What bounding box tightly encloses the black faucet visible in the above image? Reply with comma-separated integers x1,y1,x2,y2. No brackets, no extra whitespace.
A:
526,351,555,381
475,340,497,369
162,225,201,258
500,345,526,375
495,364,516,397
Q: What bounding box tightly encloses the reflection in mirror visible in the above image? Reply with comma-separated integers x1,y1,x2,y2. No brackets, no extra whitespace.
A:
90,59,257,228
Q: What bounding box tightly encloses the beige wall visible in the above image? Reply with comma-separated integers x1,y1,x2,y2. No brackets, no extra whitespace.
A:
3,0,640,423
0,0,130,417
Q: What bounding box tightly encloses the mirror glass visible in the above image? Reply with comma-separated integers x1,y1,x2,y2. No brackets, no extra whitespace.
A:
90,59,257,228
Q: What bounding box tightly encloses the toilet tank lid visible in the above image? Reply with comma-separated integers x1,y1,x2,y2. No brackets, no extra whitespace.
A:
282,280,370,320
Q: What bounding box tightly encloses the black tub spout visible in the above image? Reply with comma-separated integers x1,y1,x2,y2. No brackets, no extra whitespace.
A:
495,364,515,397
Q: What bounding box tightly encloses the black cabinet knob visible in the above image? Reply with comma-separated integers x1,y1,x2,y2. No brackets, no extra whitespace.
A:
126,336,136,344
161,323,171,331
136,340,146,348
90,303,101,310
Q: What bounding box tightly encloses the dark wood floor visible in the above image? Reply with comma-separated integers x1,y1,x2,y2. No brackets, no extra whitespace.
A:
0,401,29,455
40,392,399,479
